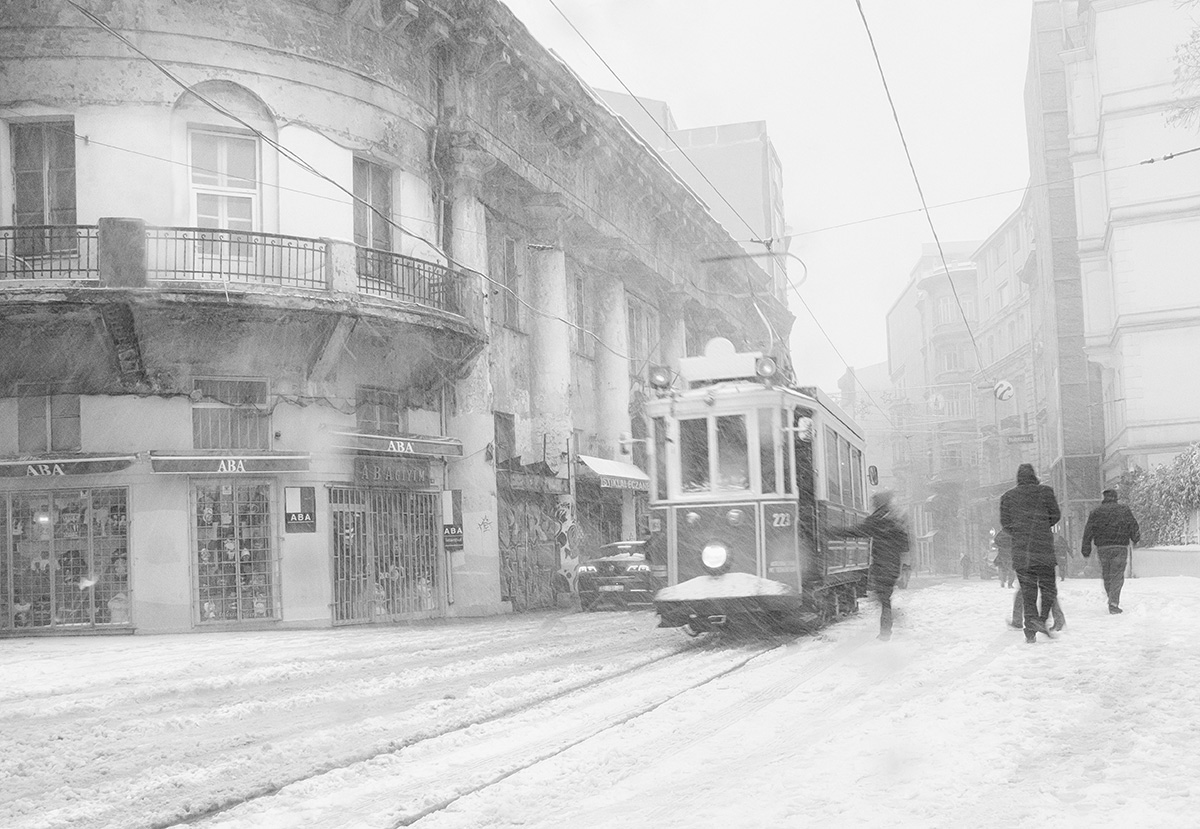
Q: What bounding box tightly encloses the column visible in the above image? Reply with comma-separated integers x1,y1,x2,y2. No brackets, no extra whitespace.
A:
444,147,505,616
527,202,573,467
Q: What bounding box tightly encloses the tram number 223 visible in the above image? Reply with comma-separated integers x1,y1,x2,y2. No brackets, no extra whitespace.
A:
770,512,793,528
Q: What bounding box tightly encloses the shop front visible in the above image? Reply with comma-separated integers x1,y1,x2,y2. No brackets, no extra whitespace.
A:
574,455,650,558
0,455,135,632
149,450,310,626
328,432,460,625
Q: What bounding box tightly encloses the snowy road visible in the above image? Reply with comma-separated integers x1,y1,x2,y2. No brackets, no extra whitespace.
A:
4,576,1200,828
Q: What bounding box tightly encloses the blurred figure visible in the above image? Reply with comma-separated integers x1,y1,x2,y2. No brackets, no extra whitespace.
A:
1053,532,1070,581
832,490,910,641
1000,464,1061,644
1081,489,1141,614
994,529,1016,588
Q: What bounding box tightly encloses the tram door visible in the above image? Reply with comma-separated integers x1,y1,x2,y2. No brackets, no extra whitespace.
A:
330,487,441,624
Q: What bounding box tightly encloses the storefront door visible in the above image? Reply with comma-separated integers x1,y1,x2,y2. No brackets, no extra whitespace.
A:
194,480,276,623
1,488,130,631
329,487,441,624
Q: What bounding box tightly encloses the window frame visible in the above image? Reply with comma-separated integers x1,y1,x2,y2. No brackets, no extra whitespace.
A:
16,383,81,454
188,127,260,234
356,386,405,436
10,119,78,256
352,156,393,252
191,377,270,451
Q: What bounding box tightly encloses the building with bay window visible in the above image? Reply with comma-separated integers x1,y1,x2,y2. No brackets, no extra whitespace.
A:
0,0,789,634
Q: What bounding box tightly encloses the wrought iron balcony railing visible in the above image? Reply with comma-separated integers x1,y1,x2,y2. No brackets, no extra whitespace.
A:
0,225,99,280
147,227,328,291
356,246,461,315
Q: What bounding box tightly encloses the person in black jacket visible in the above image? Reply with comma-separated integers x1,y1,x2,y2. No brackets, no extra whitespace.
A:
833,490,910,640
1000,464,1061,643
1081,489,1141,614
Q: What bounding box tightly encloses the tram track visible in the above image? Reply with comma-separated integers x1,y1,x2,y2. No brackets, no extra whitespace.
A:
169,632,791,829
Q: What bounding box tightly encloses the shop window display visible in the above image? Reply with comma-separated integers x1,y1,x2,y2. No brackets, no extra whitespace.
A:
1,488,130,630
195,481,276,622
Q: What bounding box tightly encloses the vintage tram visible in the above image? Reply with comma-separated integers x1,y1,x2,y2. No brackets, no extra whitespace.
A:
645,337,874,634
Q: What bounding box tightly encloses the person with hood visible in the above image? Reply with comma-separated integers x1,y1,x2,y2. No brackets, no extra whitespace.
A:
1081,489,1141,614
1000,464,1061,643
832,490,910,640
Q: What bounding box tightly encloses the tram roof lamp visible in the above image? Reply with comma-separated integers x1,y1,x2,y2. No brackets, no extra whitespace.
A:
649,365,672,390
755,356,778,380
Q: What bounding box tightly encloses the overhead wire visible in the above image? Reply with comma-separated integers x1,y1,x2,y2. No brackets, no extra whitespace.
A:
853,0,984,373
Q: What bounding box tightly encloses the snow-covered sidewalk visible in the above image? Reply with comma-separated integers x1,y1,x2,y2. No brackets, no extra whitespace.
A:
3,576,1199,829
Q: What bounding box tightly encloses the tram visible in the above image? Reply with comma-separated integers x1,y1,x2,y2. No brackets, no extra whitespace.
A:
645,337,873,634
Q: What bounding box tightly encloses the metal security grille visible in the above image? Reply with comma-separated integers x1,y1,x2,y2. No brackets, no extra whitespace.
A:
194,481,277,622
0,488,130,630
330,487,441,624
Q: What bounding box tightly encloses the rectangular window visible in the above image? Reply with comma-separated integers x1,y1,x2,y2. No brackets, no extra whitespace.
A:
17,385,80,453
572,274,592,356
716,415,749,492
190,130,258,265
11,120,77,256
353,157,392,251
493,412,516,464
824,427,841,505
997,282,1009,309
758,409,777,494
653,416,668,500
496,238,521,329
838,437,852,508
627,295,659,379
192,378,269,450
680,418,710,493
356,387,404,435
850,447,864,511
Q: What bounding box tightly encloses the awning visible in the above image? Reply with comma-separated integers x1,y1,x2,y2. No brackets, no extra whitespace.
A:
150,450,311,474
577,455,650,492
330,431,464,458
0,454,136,478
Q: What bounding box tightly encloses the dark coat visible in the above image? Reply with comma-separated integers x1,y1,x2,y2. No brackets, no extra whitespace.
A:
836,506,910,585
999,465,1061,570
1081,498,1140,554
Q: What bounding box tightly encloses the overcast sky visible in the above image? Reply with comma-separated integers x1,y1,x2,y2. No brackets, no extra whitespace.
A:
500,0,1036,392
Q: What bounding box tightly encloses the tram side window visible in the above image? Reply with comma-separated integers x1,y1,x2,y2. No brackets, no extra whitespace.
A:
680,418,710,493
824,427,841,504
652,416,668,500
851,447,864,510
758,409,776,494
838,437,852,508
716,415,749,491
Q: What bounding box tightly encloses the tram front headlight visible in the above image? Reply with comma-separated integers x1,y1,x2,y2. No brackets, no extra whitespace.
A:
701,542,729,572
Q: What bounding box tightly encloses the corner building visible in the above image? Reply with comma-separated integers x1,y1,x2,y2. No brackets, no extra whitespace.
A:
0,0,790,633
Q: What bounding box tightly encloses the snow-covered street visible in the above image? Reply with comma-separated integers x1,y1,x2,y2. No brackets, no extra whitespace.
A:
4,576,1199,829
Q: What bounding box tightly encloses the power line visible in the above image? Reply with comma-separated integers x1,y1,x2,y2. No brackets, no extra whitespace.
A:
853,0,984,373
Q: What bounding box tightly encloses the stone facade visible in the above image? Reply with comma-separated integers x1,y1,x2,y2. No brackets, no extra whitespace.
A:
0,0,789,634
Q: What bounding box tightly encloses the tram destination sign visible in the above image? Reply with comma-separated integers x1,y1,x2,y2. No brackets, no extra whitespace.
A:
0,455,136,478
353,457,431,488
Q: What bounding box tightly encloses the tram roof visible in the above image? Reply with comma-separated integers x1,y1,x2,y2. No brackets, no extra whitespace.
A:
642,380,865,443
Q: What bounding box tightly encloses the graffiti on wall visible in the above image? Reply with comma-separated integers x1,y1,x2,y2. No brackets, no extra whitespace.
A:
498,492,559,611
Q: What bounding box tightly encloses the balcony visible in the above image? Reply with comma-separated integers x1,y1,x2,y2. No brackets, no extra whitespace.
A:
0,219,485,392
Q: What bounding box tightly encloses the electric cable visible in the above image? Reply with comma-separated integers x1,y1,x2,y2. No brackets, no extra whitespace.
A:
853,0,984,372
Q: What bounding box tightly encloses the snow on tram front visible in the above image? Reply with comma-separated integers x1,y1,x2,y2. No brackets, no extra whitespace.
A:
644,338,874,635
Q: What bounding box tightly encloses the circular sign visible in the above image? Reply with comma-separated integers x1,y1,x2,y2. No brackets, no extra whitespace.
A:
993,379,1015,401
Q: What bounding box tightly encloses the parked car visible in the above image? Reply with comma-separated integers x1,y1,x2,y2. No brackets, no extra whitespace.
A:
576,540,663,611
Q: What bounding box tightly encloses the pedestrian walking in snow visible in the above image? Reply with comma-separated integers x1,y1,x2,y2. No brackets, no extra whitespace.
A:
831,490,910,641
1000,464,1061,643
994,529,1016,588
1081,489,1141,614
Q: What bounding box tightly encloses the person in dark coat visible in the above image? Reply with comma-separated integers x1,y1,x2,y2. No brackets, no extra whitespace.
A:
833,490,910,641
1081,489,1141,614
1000,464,1061,643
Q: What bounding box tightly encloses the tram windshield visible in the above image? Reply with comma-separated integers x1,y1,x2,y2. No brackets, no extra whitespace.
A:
678,413,753,494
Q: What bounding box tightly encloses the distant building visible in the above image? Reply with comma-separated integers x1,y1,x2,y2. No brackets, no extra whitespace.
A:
885,243,980,573
1063,0,1200,480
837,362,895,494
597,91,790,303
